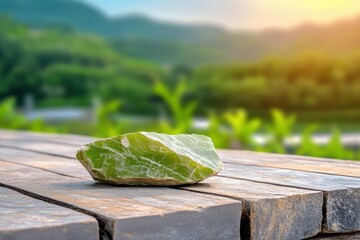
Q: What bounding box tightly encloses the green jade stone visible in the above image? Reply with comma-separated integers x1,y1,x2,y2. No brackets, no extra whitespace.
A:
76,132,223,186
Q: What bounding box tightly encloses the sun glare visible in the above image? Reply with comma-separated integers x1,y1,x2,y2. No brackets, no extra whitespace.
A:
250,0,360,31
301,1,354,11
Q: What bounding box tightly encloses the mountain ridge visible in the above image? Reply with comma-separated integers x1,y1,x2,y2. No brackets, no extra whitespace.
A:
1,0,360,65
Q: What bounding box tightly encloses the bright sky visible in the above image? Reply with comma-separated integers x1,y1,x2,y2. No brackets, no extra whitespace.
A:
82,0,360,31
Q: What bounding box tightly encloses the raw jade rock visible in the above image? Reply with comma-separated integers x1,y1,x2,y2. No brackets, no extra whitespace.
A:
76,132,223,186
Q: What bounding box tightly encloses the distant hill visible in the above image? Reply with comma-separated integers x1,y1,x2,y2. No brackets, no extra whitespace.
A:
0,0,107,33
1,0,360,65
0,0,226,41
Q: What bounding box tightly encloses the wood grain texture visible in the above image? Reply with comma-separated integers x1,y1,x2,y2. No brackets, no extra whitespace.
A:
2,130,360,239
0,147,91,180
218,150,360,178
0,138,77,158
221,163,360,233
0,187,98,240
220,149,360,164
2,132,360,179
309,231,360,239
182,176,323,240
0,146,323,240
0,160,241,240
0,129,94,146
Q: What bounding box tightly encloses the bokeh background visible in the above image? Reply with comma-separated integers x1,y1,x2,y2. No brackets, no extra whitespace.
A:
1,0,360,160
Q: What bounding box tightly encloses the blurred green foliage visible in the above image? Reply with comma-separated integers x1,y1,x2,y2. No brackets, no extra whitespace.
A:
224,110,261,148
1,18,360,161
1,95,359,161
0,17,163,115
93,100,123,137
154,80,197,134
295,126,357,159
2,18,360,118
0,98,52,132
204,112,230,149
193,56,360,114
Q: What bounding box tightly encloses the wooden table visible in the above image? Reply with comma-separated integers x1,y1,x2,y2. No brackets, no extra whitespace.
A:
0,130,360,240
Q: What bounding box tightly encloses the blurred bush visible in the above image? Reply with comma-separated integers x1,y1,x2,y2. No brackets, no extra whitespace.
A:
0,98,52,132
193,55,360,115
154,79,196,134
1,17,360,161
1,92,359,161
0,17,163,115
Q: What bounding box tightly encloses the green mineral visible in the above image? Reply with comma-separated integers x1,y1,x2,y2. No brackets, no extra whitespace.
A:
76,132,223,186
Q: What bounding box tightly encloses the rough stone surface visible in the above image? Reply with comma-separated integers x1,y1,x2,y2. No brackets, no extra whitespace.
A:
182,176,323,240
221,163,360,233
76,132,223,186
0,187,98,240
0,160,241,240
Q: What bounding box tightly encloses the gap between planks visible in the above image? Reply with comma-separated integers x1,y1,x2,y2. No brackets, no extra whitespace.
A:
3,129,360,165
1,131,360,179
0,181,111,240
3,144,359,234
3,131,360,236
0,147,323,240
0,160,242,240
0,187,99,240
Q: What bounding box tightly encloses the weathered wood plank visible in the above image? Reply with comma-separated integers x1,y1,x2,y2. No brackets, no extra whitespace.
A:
0,160,241,240
309,232,360,239
0,187,98,240
2,132,360,179
1,129,359,169
181,177,322,240
0,147,91,180
0,147,323,240
220,150,360,165
220,163,360,233
218,150,360,178
0,138,77,158
3,130,357,238
0,129,94,146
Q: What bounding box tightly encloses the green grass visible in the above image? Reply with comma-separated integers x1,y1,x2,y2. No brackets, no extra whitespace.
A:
291,122,360,133
2,81,360,161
